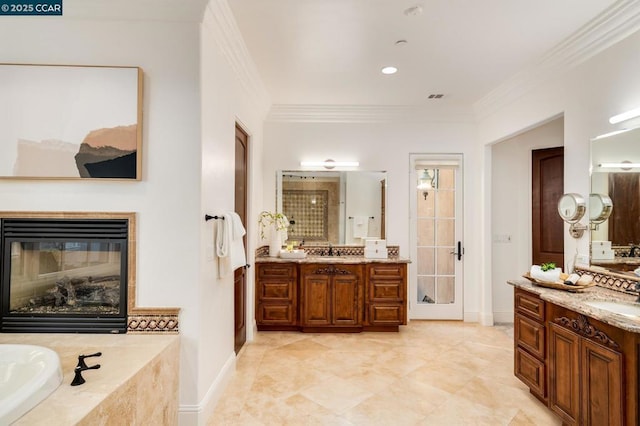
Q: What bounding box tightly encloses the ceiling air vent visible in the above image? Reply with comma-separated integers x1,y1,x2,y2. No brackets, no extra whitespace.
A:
428,94,444,99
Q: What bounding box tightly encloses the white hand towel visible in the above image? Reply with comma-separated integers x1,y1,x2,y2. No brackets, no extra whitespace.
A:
530,265,561,282
229,212,247,271
352,216,369,239
215,213,232,278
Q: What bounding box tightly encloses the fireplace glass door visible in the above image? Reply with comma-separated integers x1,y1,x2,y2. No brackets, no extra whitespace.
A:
1,219,128,333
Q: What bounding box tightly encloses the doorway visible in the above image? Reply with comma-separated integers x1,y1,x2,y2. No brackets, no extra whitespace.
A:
531,147,564,268
234,124,248,354
409,154,464,320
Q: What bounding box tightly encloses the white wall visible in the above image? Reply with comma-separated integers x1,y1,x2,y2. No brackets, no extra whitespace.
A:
479,28,640,321
262,119,484,320
490,118,564,322
195,2,269,423
345,171,384,243
0,2,272,424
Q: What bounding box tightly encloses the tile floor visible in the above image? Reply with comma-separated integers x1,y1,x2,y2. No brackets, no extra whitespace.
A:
209,321,561,425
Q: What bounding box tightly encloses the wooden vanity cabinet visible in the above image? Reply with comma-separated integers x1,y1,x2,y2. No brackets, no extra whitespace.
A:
300,264,362,330
513,287,639,426
548,304,625,426
514,288,547,402
365,263,407,328
255,263,298,329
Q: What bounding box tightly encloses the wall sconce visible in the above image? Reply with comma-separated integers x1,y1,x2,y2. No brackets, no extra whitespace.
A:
609,106,640,124
300,159,359,169
557,193,587,238
417,168,438,200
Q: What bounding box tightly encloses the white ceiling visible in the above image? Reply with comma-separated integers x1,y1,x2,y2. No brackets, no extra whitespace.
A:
228,0,616,107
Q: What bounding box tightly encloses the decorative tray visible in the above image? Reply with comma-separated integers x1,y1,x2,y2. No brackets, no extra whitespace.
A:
522,273,597,292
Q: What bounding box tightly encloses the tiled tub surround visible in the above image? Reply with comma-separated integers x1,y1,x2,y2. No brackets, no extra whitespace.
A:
0,333,179,425
0,212,180,334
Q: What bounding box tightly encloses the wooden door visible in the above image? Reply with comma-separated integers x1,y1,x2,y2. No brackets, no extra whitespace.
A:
234,124,248,354
332,274,359,325
301,270,331,326
549,323,580,425
532,147,564,267
608,172,640,245
581,339,623,425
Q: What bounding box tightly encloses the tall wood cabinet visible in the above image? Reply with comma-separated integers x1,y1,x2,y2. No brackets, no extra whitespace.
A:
513,287,637,426
256,261,407,332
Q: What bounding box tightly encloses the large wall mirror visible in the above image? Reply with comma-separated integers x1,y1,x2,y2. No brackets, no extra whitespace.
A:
590,126,640,273
276,170,387,245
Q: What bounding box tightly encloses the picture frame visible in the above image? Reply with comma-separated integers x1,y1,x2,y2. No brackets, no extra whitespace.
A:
0,64,143,180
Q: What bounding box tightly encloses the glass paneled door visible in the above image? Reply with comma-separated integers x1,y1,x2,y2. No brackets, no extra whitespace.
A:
409,154,463,319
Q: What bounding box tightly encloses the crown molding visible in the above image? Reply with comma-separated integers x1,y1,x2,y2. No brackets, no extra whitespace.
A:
202,0,271,113
474,0,640,120
266,104,475,124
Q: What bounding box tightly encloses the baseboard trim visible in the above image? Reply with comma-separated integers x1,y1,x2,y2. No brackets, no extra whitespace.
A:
493,311,514,324
178,350,236,425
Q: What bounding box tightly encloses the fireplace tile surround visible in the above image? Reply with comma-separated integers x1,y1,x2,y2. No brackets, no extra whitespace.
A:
0,212,179,334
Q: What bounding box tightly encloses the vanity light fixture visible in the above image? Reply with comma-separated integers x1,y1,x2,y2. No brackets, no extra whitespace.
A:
300,159,359,169
609,106,640,124
598,162,640,169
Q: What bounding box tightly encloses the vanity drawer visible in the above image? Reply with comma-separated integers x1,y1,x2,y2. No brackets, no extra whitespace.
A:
515,313,545,359
260,280,295,301
258,304,295,325
515,289,545,322
368,264,405,279
515,346,546,398
258,264,296,279
367,303,405,326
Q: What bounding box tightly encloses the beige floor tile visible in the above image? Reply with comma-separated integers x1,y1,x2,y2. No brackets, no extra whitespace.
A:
207,322,562,426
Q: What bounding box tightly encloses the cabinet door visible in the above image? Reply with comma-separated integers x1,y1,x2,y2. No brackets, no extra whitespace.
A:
549,323,580,425
332,274,359,325
581,339,623,426
301,273,331,326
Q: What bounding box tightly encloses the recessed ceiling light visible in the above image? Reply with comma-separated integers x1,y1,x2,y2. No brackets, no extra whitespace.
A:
381,66,398,75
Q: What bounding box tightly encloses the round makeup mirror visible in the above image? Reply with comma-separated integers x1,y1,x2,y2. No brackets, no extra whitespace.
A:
589,193,613,226
557,193,586,223
557,193,587,238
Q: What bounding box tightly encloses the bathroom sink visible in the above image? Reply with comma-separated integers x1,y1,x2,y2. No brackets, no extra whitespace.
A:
584,300,640,318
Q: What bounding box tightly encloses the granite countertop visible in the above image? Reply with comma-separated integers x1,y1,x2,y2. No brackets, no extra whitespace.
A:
508,278,640,334
255,255,411,264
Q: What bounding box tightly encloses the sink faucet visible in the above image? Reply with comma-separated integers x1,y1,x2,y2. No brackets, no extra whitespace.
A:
328,244,333,257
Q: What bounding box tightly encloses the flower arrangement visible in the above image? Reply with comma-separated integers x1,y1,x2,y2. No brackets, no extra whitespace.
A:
258,211,289,240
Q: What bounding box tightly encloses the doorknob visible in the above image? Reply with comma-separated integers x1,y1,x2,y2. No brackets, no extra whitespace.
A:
450,241,463,261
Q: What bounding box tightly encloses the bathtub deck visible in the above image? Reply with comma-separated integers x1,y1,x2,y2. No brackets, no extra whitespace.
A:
0,333,179,425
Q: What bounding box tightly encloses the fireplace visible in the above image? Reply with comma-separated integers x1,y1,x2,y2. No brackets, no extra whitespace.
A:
1,218,129,333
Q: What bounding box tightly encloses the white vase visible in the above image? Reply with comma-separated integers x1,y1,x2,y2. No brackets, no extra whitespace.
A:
268,227,282,257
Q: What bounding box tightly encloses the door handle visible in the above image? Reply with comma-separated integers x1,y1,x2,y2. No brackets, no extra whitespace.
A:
450,241,463,261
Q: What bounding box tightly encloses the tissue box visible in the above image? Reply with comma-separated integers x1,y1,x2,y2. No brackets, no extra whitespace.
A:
591,248,614,260
365,239,387,249
592,240,612,249
364,247,388,259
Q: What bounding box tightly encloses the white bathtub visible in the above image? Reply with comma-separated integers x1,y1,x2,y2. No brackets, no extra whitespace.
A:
0,345,63,424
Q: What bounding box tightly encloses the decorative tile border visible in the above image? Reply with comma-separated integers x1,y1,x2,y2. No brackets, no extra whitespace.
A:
256,244,400,258
576,265,640,294
127,308,180,334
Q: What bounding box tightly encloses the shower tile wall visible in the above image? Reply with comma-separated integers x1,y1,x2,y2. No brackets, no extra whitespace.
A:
282,179,340,243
